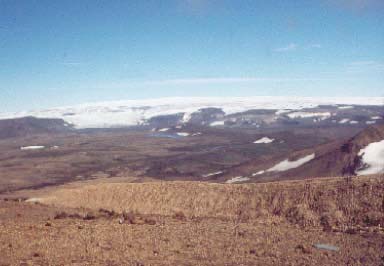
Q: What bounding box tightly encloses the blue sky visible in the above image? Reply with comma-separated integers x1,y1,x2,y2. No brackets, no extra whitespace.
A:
0,0,383,112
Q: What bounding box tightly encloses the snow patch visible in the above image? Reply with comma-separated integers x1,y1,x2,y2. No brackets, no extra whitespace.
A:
253,137,274,144
366,121,376,125
371,116,381,120
176,132,190,137
349,121,358,124
210,120,225,126
182,112,192,123
275,109,291,115
25,198,43,203
158,128,170,132
252,170,265,176
202,171,223,178
287,112,331,119
339,118,350,124
20,146,45,150
266,154,315,172
226,176,250,184
356,140,384,175
338,106,354,109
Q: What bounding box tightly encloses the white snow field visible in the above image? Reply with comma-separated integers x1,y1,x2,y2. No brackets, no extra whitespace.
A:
356,140,384,175
0,96,383,128
253,137,275,144
266,153,315,172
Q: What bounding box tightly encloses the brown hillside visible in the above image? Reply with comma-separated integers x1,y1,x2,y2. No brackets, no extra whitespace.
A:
37,175,384,228
2,176,384,265
280,124,384,179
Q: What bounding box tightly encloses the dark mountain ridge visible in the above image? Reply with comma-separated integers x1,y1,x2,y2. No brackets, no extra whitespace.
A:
0,116,73,139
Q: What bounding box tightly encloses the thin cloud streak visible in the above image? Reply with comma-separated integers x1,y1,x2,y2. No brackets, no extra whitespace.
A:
82,77,350,90
274,43,322,52
60,61,84,67
349,60,377,66
346,60,384,73
309,44,322,49
141,77,335,85
273,43,297,52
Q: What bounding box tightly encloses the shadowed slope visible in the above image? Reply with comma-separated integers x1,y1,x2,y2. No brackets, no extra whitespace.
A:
0,116,72,139
283,125,384,178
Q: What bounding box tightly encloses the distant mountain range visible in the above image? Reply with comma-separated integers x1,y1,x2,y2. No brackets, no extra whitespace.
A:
0,97,382,188
0,96,383,129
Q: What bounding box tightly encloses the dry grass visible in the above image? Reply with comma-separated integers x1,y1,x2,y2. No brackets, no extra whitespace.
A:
37,175,384,229
1,176,384,265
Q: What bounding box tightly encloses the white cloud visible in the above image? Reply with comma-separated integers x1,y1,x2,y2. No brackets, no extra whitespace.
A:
346,60,384,73
274,43,322,52
349,60,377,66
273,43,297,52
60,61,83,67
309,43,322,49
